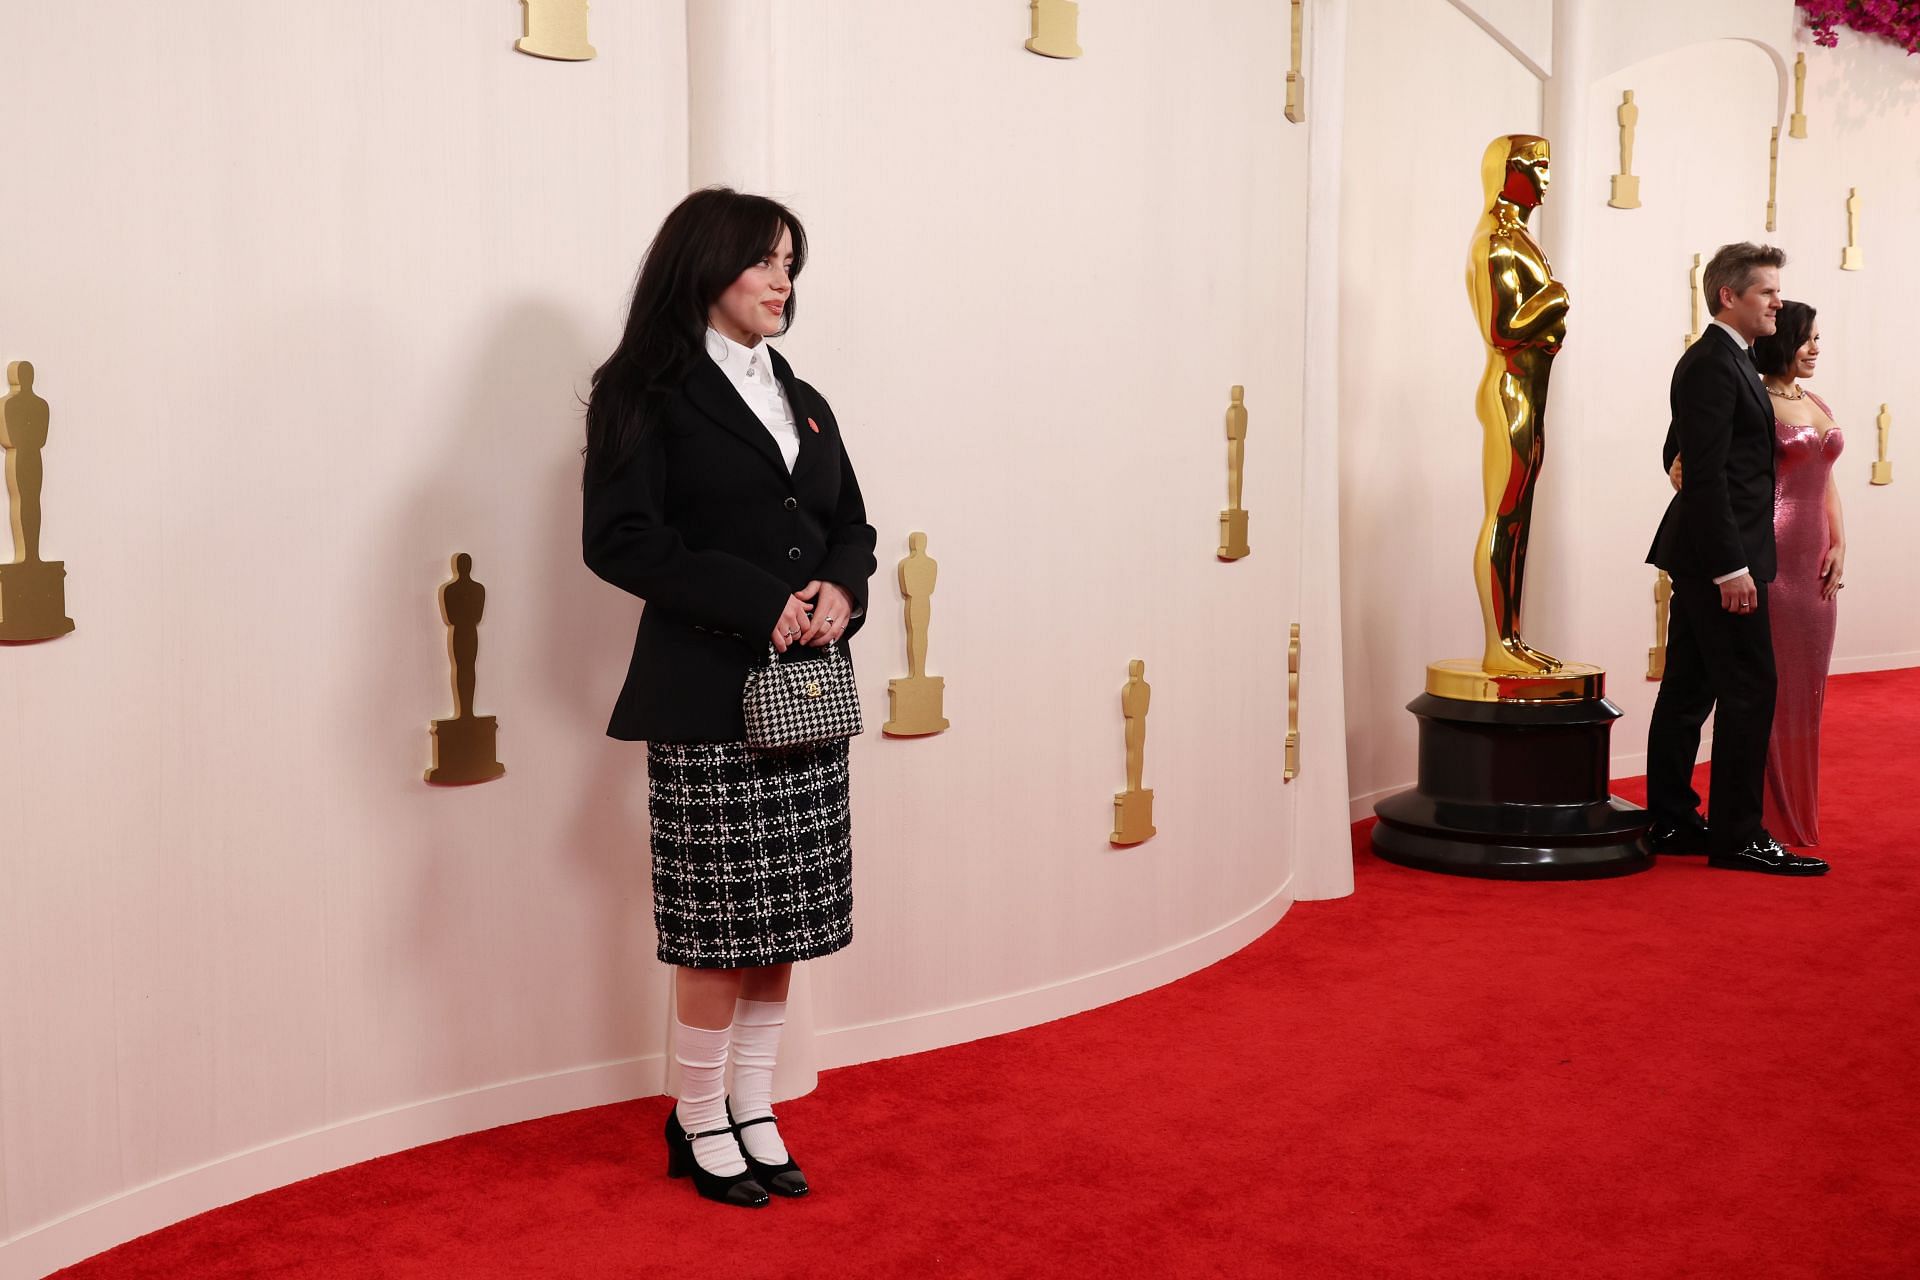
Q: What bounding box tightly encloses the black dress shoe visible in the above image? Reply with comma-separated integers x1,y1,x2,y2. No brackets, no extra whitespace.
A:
664,1107,769,1207
1648,818,1711,855
727,1099,809,1197
1707,833,1829,876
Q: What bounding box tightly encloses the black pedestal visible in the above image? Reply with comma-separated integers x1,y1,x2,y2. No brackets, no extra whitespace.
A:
1371,693,1653,881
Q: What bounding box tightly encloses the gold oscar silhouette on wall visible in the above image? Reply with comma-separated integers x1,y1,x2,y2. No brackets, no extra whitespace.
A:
1765,127,1780,232
1608,91,1641,210
883,531,950,737
516,0,596,61
1841,187,1864,271
1647,570,1671,680
426,553,506,784
1025,0,1083,59
0,361,75,644
1110,659,1156,846
1790,53,1809,139
1684,253,1704,349
1285,0,1306,124
1872,404,1893,485
1218,386,1250,560
1284,623,1301,782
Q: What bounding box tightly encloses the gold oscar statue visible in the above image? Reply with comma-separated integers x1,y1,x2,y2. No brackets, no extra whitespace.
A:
1428,135,1602,702
426,553,506,785
1841,187,1863,271
1025,0,1083,59
1608,91,1641,210
1872,404,1893,485
1684,253,1704,349
1284,0,1306,124
1647,570,1671,680
1375,140,1648,878
1790,53,1808,139
0,361,75,644
1218,386,1251,560
1765,128,1781,232
516,0,596,62
1110,659,1155,846
883,531,950,737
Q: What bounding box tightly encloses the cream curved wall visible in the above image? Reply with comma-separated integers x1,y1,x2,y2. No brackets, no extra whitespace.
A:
0,3,1337,1275
736,0,1318,1045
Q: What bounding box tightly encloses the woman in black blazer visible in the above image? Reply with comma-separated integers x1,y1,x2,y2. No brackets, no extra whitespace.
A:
583,188,877,1208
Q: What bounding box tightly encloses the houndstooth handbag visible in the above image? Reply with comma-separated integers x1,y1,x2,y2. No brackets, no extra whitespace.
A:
742,641,864,749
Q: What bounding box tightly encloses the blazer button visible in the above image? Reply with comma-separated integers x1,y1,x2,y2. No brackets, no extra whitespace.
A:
783,497,797,511
788,547,802,560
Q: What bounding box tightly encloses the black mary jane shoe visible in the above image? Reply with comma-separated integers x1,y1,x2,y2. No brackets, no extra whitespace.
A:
1706,833,1829,877
727,1099,810,1197
664,1107,769,1208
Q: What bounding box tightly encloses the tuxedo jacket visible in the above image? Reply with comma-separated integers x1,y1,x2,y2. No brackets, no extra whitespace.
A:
1647,324,1778,583
583,346,878,742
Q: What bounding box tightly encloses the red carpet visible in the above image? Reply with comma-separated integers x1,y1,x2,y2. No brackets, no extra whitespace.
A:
50,669,1920,1279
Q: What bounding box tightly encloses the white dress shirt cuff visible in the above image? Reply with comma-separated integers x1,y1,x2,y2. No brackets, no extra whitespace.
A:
1711,567,1750,585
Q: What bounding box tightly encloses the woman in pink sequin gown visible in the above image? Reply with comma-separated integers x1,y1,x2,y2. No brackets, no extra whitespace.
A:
1673,301,1845,846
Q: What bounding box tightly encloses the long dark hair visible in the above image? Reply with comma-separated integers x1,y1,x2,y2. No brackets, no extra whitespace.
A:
1753,299,1816,378
584,187,808,482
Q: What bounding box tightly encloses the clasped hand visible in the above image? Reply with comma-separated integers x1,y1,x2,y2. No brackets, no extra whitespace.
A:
770,580,854,653
1718,572,1758,615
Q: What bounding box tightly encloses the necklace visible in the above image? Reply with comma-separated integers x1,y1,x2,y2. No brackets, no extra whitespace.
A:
1766,383,1805,400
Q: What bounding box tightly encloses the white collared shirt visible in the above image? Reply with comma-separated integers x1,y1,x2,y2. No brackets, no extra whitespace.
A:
1709,318,1751,350
704,327,799,472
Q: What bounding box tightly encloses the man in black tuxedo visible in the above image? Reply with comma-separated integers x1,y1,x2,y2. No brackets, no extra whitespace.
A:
1646,242,1827,875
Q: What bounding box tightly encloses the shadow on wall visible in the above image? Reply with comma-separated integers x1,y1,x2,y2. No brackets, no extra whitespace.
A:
1817,37,1920,127
528,305,660,1080
540,333,662,1079
347,299,656,1103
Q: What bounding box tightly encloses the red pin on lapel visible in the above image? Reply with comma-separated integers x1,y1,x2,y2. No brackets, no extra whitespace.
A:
807,417,821,434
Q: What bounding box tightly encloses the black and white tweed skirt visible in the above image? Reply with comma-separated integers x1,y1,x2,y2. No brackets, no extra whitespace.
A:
644,738,853,969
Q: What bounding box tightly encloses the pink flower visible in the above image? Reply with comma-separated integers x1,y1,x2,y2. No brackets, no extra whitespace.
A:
1798,0,1920,53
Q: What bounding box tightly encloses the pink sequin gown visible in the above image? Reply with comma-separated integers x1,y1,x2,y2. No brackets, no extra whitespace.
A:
1762,394,1843,846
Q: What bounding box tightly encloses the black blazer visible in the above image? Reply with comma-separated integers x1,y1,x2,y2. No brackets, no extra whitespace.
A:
583,347,878,742
1647,324,1777,582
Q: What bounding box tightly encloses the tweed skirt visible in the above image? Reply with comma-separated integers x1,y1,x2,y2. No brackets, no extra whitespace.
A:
644,738,853,969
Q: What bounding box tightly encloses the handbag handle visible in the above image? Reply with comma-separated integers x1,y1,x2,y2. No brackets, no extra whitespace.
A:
763,640,842,666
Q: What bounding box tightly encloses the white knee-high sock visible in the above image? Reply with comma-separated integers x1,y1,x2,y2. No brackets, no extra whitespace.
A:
729,998,788,1163
673,1019,746,1176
